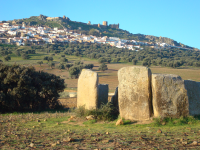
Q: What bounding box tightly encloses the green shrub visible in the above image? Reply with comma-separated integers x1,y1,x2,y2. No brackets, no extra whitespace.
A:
0,64,65,113
75,103,118,121
153,116,198,127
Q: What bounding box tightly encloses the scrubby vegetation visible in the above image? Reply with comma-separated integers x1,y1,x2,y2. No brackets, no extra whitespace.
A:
1,43,199,69
1,110,200,149
75,103,118,121
0,64,65,113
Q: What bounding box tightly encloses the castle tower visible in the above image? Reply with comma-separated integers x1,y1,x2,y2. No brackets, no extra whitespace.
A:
98,23,100,27
88,21,91,25
63,15,66,19
103,21,107,26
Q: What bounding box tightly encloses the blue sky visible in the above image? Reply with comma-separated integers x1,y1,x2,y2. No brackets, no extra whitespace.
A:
0,0,199,49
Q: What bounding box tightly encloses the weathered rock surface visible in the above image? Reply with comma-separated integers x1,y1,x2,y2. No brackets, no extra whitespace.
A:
118,66,152,121
77,69,98,110
152,74,189,118
97,84,108,108
184,80,200,116
116,119,124,126
86,115,95,120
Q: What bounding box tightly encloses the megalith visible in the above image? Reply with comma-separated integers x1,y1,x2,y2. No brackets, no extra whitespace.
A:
152,74,189,118
98,84,108,108
184,80,200,116
77,69,98,110
111,87,119,111
118,66,152,121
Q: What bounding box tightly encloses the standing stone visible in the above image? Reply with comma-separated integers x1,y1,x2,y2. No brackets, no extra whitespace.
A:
98,84,108,108
77,69,98,110
118,66,152,121
152,74,189,118
184,80,200,116
111,87,119,111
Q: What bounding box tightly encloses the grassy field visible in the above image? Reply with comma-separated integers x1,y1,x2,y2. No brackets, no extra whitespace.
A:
1,52,200,92
1,111,200,149
1,52,200,149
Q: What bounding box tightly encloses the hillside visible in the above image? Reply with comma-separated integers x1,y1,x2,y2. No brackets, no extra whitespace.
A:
4,14,195,49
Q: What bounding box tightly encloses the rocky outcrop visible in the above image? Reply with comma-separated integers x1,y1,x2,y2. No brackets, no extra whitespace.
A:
77,69,98,110
184,80,200,116
98,84,108,108
152,74,189,118
118,66,152,121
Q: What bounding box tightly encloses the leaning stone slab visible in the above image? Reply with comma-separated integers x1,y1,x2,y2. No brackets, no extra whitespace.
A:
152,74,189,118
77,69,98,110
97,84,108,108
118,66,152,121
184,80,200,116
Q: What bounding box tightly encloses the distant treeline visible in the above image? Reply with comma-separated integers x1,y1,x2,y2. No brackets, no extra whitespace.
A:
0,43,200,68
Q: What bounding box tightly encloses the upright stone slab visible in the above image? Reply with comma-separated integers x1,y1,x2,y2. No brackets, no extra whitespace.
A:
184,80,200,116
118,66,152,121
111,87,119,111
77,69,98,110
97,84,108,108
152,74,189,118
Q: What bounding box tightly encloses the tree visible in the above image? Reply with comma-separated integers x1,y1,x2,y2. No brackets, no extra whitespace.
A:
74,61,83,66
14,50,21,56
113,58,121,63
132,59,138,65
60,57,68,62
65,63,73,70
99,63,108,71
0,64,65,112
98,57,107,63
21,54,30,60
57,63,65,70
48,56,53,62
37,61,43,66
48,62,55,69
43,56,48,61
3,55,11,61
106,57,112,63
84,64,94,69
89,29,100,37
69,66,81,78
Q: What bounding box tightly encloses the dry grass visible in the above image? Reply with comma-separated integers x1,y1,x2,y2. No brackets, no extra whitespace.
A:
1,112,200,149
34,60,200,92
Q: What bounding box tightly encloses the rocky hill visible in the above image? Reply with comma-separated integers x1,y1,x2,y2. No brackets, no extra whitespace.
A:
6,14,194,49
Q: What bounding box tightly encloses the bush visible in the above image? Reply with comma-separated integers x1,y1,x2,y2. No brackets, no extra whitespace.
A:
21,54,30,60
69,66,81,78
74,61,83,66
84,64,94,69
99,63,108,71
3,55,11,61
98,57,107,63
65,63,73,70
48,62,55,69
0,64,65,113
57,63,65,70
153,116,198,127
60,57,68,62
37,61,43,66
75,103,118,121
132,59,138,65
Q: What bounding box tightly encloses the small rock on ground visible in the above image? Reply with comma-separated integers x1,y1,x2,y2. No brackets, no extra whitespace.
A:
116,119,124,126
86,115,95,120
